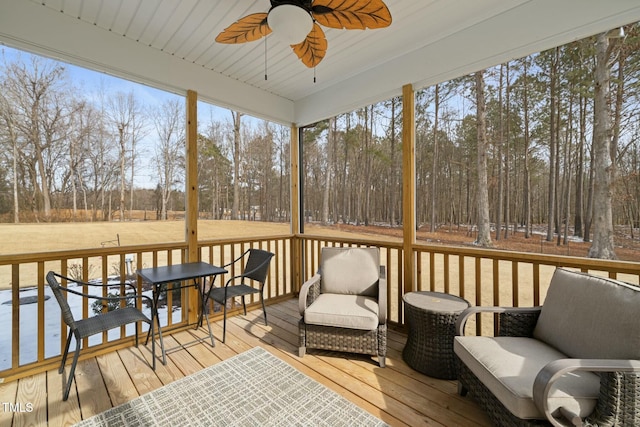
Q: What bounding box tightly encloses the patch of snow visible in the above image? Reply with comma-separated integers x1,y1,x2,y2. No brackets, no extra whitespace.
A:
0,283,181,371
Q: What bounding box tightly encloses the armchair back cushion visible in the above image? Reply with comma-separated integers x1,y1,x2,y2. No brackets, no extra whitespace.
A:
320,247,379,297
533,268,640,359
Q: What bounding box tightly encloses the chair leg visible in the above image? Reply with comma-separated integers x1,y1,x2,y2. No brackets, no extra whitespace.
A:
150,319,156,370
135,321,139,347
59,332,73,374
63,339,82,401
378,356,386,368
261,294,268,326
222,300,227,343
241,296,247,315
156,311,166,366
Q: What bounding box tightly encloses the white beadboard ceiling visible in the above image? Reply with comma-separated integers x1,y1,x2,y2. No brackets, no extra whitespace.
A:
1,0,640,126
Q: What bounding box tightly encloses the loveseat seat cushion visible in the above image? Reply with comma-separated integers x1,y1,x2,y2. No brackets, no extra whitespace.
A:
454,336,599,420
533,268,640,359
303,294,379,330
320,247,379,297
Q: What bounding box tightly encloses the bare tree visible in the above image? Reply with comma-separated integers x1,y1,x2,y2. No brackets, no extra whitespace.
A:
546,48,559,241
273,124,290,222
475,70,492,247
495,65,504,240
588,32,618,259
0,77,20,223
3,56,68,220
431,84,440,232
322,117,335,225
231,111,242,220
152,99,184,220
522,58,533,238
107,91,143,221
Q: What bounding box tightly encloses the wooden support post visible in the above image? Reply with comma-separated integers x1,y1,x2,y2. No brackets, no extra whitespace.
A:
290,125,302,293
402,84,416,311
185,89,198,324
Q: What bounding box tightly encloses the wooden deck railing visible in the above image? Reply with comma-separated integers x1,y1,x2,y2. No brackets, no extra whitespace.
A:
0,235,294,382
298,235,640,334
2,232,640,382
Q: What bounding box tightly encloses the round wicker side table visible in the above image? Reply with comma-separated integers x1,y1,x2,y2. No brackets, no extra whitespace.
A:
402,291,470,380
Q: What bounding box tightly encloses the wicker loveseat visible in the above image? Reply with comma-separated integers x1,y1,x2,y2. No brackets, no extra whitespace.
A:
298,247,387,367
454,268,640,427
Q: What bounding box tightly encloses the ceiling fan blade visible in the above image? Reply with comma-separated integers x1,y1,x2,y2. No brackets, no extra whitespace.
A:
215,13,271,44
311,0,392,30
292,23,327,68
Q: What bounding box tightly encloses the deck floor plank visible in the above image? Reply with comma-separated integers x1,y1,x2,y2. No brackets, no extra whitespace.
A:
117,346,164,395
74,357,112,419
4,298,491,427
97,350,140,407
46,367,82,427
12,368,47,427
0,376,18,426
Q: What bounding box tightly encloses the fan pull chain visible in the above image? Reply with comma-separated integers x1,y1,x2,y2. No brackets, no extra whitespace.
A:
314,66,316,83
264,36,268,81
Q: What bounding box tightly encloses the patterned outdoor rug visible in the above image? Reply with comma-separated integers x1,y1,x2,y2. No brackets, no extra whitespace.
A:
75,346,388,426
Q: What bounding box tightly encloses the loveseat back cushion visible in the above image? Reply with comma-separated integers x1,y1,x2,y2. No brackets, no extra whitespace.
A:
320,247,380,297
533,268,640,359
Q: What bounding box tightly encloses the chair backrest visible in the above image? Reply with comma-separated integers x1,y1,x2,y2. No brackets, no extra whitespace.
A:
242,249,274,284
533,268,640,359
320,247,380,297
46,271,77,329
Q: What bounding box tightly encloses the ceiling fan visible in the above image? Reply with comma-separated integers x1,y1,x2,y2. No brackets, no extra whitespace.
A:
215,0,392,68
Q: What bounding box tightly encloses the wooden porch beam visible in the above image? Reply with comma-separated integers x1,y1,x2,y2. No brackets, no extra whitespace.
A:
290,125,302,293
185,89,198,324
402,84,416,300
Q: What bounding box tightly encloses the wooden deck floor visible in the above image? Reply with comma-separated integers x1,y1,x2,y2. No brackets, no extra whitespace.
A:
1,298,491,427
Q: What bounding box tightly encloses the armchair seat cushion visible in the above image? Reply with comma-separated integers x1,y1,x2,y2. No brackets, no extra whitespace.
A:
455,336,599,420
304,294,379,330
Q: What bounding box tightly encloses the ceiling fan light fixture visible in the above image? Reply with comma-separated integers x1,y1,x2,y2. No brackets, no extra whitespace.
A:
267,4,313,45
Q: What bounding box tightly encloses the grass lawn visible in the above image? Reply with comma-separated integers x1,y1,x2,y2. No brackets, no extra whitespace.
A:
0,220,292,255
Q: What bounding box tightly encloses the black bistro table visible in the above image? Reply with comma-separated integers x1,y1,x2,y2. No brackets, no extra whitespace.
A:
402,291,470,379
137,261,227,363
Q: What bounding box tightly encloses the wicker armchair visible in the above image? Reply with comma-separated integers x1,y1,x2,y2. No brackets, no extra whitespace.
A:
454,268,640,427
47,271,161,401
298,247,387,367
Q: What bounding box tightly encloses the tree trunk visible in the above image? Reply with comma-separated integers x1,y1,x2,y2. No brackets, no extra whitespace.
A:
496,66,504,241
390,98,397,226
588,33,617,259
119,125,126,221
523,59,532,238
475,70,492,247
322,117,335,224
546,48,558,241
431,84,439,232
504,62,511,239
574,94,586,237
231,111,242,220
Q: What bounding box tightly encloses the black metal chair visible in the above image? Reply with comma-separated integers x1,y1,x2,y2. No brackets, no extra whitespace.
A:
47,271,162,401
206,249,274,342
